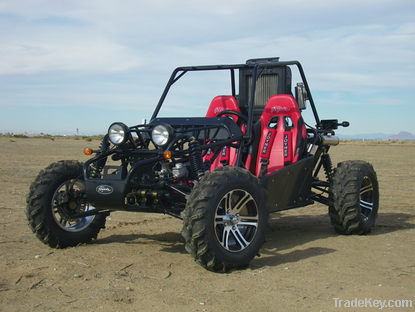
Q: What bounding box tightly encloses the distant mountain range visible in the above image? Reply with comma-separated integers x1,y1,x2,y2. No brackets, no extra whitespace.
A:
338,131,415,141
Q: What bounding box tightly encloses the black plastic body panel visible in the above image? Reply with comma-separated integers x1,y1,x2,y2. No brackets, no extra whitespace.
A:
260,156,314,212
85,179,127,210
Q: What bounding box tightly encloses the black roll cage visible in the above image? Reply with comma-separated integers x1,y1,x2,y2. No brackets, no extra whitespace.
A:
150,60,322,141
81,59,337,214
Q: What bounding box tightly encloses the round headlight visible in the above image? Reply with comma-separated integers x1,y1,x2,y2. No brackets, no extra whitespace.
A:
108,122,130,145
151,124,172,147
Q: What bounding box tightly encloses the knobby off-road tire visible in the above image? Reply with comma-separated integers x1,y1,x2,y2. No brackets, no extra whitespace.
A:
329,160,379,235
25,160,108,248
181,166,270,272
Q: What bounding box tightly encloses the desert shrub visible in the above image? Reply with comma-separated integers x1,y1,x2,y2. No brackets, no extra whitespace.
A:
12,134,28,138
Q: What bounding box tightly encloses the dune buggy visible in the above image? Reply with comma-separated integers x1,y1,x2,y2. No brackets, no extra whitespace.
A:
26,57,379,272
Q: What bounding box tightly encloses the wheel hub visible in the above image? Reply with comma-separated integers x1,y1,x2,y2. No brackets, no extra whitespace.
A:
68,200,79,210
57,195,83,221
223,212,240,226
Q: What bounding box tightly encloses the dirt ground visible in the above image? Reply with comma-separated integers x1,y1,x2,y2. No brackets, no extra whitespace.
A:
0,137,414,311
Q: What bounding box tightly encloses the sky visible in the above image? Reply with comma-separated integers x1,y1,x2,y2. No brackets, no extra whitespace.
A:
0,0,414,136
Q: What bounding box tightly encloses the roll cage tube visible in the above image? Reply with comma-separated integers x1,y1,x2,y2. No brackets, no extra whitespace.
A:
150,60,322,139
151,65,244,121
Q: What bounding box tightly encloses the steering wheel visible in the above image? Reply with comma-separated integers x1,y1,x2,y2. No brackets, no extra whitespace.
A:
215,110,251,147
215,110,248,127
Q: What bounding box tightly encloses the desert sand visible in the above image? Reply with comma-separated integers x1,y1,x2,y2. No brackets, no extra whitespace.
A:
0,137,414,311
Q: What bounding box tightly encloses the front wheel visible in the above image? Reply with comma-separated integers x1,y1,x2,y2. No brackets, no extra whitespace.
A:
329,160,379,235
25,160,108,248
181,166,270,272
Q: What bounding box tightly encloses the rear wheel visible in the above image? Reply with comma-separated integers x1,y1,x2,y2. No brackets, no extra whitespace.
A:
181,166,269,272
329,160,379,234
25,160,108,248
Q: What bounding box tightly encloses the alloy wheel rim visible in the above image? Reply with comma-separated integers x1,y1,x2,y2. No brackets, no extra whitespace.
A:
214,189,259,252
360,175,375,221
51,180,95,232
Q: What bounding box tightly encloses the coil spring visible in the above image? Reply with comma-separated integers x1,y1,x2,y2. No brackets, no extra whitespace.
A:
189,137,205,180
91,137,110,178
321,152,333,180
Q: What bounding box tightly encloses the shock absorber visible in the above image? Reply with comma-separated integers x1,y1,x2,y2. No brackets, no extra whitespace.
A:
189,137,205,180
321,149,333,181
90,136,110,178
